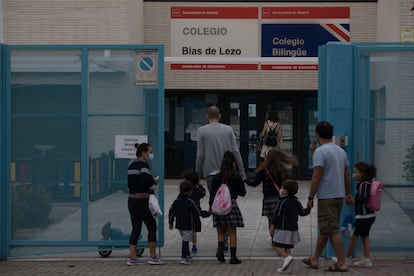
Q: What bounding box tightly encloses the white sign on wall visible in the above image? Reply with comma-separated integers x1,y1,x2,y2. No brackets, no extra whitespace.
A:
170,7,259,70
171,20,259,57
169,6,350,71
115,135,148,159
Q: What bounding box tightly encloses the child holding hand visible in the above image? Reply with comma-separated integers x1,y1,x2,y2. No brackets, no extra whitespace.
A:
271,180,311,273
182,169,207,253
168,180,210,264
344,162,377,267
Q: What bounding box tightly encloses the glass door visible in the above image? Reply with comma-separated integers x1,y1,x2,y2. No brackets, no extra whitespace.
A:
228,97,258,177
303,97,318,178
269,101,294,155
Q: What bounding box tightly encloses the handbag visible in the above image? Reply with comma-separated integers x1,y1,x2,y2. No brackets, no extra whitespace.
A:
265,168,280,193
148,194,163,218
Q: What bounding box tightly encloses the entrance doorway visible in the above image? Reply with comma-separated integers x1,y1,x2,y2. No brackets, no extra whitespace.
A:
223,94,317,179
164,90,317,179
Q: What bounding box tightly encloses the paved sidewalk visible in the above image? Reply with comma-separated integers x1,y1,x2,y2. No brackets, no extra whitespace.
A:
1,257,414,275
2,179,414,275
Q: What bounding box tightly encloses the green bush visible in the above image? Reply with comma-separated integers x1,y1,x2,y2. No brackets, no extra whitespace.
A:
403,144,414,183
11,185,52,234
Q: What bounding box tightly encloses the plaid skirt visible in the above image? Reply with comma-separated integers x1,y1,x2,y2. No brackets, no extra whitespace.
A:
213,202,244,228
262,196,280,217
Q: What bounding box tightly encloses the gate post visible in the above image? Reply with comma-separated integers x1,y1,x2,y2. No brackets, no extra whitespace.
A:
318,42,355,257
0,44,6,259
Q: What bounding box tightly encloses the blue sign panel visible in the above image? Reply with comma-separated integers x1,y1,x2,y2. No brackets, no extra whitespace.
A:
261,24,350,58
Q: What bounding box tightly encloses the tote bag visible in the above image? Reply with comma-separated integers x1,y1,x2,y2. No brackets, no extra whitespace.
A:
148,194,163,218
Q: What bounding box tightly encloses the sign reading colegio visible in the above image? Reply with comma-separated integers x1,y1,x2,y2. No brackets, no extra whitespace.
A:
168,6,350,70
170,7,259,70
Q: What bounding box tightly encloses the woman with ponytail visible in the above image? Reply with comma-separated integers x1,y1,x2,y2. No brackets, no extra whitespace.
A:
126,143,163,265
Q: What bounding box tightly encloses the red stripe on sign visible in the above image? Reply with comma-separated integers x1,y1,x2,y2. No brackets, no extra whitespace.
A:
326,23,350,42
261,64,318,70
261,7,350,19
171,64,258,70
171,7,258,19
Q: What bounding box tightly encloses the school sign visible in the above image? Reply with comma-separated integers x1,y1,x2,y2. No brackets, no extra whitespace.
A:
169,6,350,70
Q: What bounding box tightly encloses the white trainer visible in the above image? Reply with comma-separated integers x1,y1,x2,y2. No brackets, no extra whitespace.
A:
278,255,293,272
353,258,372,267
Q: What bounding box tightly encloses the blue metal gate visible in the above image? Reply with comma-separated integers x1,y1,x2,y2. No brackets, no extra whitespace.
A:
0,45,164,258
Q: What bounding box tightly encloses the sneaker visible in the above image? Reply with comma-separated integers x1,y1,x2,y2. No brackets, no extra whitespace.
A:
278,255,293,272
276,269,291,274
353,258,372,267
147,256,164,265
126,257,144,266
180,257,192,265
192,245,198,254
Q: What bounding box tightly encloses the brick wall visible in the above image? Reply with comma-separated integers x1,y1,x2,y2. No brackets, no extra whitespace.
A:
3,0,144,44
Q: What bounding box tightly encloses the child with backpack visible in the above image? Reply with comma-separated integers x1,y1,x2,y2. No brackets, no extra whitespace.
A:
345,162,379,267
209,151,246,264
168,180,210,264
181,169,208,253
271,180,311,273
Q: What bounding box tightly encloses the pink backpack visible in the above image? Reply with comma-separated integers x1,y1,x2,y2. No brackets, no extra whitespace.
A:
211,181,232,216
360,180,382,211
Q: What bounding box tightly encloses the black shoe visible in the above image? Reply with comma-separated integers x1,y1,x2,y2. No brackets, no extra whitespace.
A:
230,257,242,264
216,250,225,263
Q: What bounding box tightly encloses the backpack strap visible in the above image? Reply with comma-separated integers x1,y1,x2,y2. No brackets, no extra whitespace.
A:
358,181,371,196
267,121,278,132
265,168,280,193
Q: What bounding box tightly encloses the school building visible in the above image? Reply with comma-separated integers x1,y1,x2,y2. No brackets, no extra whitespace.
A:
0,0,413,258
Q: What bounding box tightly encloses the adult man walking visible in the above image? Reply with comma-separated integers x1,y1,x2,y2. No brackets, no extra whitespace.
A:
195,106,246,191
303,121,352,272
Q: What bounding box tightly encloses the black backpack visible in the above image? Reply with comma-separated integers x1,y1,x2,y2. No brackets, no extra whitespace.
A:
264,122,278,146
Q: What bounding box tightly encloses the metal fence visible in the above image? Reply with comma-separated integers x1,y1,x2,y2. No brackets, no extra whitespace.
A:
0,45,164,258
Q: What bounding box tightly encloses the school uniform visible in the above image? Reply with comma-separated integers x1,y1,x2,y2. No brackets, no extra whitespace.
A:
169,194,209,235
272,195,311,248
209,174,246,228
251,170,283,216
